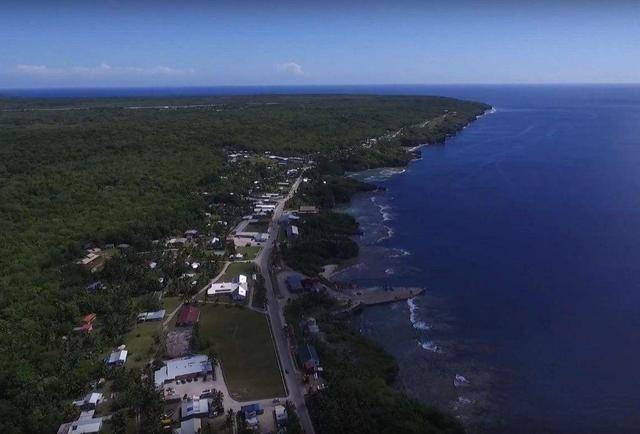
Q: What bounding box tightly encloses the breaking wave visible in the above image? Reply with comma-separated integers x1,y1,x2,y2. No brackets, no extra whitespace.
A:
419,339,440,352
408,297,431,330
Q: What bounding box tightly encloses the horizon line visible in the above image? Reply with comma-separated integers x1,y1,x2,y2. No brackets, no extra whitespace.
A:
3,82,640,93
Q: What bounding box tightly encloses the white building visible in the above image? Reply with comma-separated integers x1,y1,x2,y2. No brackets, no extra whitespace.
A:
137,309,166,322
58,410,103,434
73,392,103,410
181,397,210,420
207,282,238,296
207,275,248,301
253,233,269,243
179,418,202,434
274,405,288,426
154,355,213,387
106,349,127,366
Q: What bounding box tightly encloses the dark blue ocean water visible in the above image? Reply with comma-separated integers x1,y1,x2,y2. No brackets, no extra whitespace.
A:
7,84,640,432
333,85,640,433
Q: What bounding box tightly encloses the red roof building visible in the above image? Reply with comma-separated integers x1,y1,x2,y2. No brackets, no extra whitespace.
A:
74,313,96,333
176,306,200,327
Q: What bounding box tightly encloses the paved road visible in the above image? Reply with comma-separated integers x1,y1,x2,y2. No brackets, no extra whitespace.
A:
161,177,314,433
254,176,316,434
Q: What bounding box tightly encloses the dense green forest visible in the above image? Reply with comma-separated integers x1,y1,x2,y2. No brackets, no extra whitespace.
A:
0,94,488,432
282,211,361,275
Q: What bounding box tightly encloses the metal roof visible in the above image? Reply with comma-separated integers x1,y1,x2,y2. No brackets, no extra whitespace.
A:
154,355,212,387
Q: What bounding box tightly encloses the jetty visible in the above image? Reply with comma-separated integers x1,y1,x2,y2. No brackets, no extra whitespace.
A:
329,285,424,307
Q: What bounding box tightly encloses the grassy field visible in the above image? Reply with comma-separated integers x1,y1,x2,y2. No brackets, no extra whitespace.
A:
237,245,261,260
244,221,270,233
198,305,285,400
222,261,255,281
122,322,163,370
162,296,182,314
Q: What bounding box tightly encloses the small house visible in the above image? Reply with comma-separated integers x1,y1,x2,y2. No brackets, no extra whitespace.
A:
180,418,202,434
137,309,166,322
253,232,269,243
298,205,318,214
73,392,103,411
74,313,96,333
301,317,320,335
240,403,264,419
274,405,288,427
106,349,128,367
286,225,299,239
297,343,321,373
302,278,323,293
184,229,199,239
58,410,103,434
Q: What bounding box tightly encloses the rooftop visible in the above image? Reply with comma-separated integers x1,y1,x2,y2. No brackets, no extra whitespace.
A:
208,282,238,295
154,355,212,387
181,398,210,419
107,349,127,365
177,306,200,326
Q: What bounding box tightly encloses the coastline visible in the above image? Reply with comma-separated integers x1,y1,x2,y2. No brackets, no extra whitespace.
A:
324,107,495,429
331,105,495,283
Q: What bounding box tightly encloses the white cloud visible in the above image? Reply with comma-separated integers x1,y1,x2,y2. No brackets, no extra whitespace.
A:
14,63,195,77
277,62,304,76
15,64,64,75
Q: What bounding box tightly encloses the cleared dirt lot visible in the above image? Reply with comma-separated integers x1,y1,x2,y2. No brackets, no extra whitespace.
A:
166,328,192,358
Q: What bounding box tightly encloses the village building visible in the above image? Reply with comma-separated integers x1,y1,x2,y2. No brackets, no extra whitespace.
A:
207,274,248,301
166,237,188,247
184,229,199,239
302,277,324,293
253,232,269,243
279,212,300,225
137,309,166,322
240,403,264,419
72,392,103,411
297,343,321,373
301,317,320,335
208,236,221,249
286,225,299,239
74,313,96,333
181,397,210,420
176,306,200,327
154,355,213,387
57,410,103,434
106,348,128,367
274,405,288,427
76,249,106,272
298,205,318,214
179,418,202,434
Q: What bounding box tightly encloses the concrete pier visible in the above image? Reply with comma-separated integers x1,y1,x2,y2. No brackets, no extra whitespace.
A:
331,286,425,306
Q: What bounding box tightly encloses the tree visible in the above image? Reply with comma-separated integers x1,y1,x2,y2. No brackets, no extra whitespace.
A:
110,411,127,434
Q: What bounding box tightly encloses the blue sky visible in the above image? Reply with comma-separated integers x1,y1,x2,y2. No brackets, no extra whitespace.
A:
1,0,639,88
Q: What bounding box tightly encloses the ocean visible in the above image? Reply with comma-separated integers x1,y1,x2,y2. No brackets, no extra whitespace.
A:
7,84,640,432
332,85,640,433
